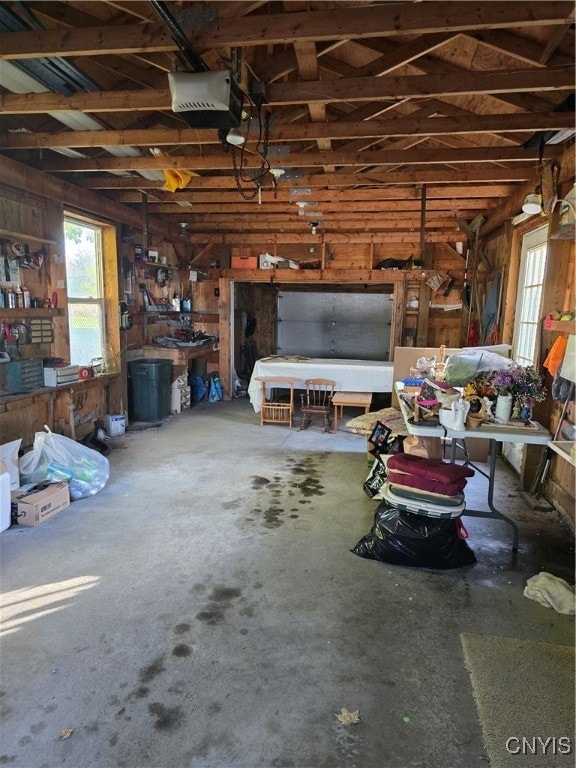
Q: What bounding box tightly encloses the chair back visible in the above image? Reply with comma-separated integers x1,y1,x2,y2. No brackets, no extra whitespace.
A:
304,378,335,409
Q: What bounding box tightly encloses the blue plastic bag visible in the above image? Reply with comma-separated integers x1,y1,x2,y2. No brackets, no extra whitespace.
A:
208,376,223,402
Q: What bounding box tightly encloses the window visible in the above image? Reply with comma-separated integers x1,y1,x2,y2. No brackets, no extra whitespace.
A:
512,225,548,367
503,224,548,474
64,217,106,366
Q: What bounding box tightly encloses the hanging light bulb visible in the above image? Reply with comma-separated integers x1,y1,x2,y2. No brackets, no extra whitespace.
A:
226,127,246,146
522,185,543,215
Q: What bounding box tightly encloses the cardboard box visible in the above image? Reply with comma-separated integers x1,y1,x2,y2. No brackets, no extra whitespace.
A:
11,481,70,527
231,256,258,269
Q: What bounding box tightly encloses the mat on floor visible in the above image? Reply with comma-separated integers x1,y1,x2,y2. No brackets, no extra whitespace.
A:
460,633,575,768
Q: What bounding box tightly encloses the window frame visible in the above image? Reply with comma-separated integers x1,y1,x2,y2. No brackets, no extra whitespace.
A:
63,211,120,372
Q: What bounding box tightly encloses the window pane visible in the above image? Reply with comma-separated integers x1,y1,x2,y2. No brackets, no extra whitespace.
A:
64,222,101,298
68,303,105,365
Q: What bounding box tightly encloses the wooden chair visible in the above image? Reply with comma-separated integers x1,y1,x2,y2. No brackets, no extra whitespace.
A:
255,376,300,427
299,378,336,432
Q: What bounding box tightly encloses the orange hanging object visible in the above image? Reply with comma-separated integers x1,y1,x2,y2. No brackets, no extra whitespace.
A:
543,335,568,377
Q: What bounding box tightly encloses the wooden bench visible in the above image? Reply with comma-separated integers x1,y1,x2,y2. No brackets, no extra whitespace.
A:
332,391,372,432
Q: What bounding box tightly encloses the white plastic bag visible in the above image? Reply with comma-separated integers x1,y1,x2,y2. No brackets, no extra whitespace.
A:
19,427,109,500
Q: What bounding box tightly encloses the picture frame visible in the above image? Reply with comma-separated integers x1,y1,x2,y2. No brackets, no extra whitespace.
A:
368,420,392,453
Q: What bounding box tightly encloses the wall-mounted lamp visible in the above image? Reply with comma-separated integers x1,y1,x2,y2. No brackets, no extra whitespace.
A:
522,185,543,215
310,221,319,235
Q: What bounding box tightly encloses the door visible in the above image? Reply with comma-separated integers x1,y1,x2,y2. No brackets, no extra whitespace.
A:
502,224,549,472
277,291,393,360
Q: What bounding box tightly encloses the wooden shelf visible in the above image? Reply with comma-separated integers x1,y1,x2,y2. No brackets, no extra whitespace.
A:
135,310,219,323
0,307,63,318
0,228,58,246
192,311,219,323
135,260,177,268
543,319,576,334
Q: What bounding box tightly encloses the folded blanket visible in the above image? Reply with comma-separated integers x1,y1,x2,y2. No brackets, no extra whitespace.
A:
386,469,467,496
386,453,475,482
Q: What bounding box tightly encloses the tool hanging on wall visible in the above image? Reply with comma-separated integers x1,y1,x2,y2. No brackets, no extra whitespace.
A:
458,215,485,343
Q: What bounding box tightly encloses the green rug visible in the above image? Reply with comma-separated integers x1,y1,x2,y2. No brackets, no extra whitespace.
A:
461,633,575,768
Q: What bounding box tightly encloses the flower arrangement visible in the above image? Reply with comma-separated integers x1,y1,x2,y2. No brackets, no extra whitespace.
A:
515,365,547,406
490,367,521,396
488,365,546,405
465,372,496,399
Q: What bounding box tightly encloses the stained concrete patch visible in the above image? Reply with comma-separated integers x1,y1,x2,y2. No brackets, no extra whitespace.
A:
148,702,183,731
139,656,165,683
210,587,241,601
196,585,243,625
247,456,327,529
172,644,192,657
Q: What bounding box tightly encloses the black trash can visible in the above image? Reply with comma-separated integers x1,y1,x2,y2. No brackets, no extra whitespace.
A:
128,358,172,421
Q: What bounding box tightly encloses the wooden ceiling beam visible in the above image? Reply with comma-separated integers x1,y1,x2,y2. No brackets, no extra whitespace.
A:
75,167,534,189
266,68,574,106
1,3,574,58
145,200,496,215
4,112,573,149
36,145,557,172
2,68,571,115
112,185,513,204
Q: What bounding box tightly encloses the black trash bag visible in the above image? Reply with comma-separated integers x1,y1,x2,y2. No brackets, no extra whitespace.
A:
352,501,476,569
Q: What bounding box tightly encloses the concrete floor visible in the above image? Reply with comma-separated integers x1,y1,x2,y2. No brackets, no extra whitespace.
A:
1,398,574,768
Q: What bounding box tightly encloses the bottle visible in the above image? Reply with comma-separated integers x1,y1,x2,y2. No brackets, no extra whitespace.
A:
21,286,31,308
14,285,23,308
182,296,191,313
172,292,181,312
6,288,15,308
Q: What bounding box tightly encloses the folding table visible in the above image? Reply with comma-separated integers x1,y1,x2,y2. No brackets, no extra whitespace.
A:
395,383,551,551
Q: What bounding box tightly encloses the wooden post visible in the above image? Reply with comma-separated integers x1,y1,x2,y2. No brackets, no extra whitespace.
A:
218,277,231,398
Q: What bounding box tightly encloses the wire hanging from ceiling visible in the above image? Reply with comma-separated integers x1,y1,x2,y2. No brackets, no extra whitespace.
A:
219,93,271,201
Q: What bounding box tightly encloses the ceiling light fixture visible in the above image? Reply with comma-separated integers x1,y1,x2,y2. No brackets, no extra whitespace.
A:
226,127,246,146
522,186,543,215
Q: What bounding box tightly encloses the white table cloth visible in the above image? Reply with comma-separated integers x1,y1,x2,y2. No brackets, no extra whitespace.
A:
248,356,394,412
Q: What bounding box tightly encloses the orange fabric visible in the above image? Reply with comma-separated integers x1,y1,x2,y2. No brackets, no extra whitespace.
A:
543,335,568,376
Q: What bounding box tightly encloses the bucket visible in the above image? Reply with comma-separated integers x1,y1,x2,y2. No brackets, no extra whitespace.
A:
192,357,207,377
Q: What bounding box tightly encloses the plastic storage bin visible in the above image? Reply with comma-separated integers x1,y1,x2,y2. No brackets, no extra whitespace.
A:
0,359,44,393
128,358,172,421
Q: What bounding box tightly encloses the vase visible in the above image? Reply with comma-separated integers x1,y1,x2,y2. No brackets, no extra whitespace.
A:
495,393,513,423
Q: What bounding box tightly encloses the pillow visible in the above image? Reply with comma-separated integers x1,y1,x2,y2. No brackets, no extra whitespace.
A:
346,407,407,436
